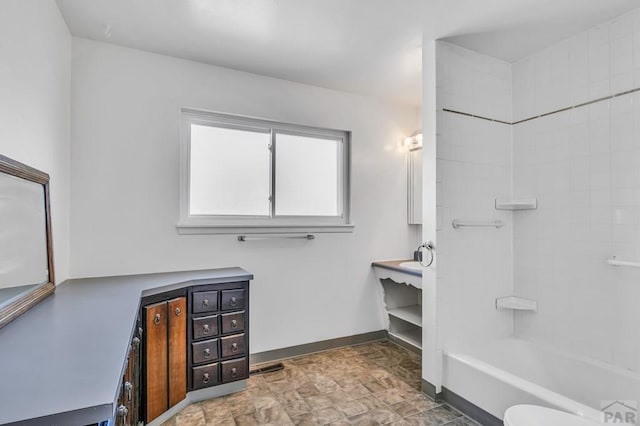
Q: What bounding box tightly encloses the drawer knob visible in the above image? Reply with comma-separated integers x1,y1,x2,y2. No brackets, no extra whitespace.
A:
124,381,132,401
203,324,210,334
231,367,238,378
231,342,239,352
153,313,161,325
204,348,211,357
175,307,182,316
203,373,210,384
117,404,128,420
202,299,209,308
230,297,238,307
231,319,238,329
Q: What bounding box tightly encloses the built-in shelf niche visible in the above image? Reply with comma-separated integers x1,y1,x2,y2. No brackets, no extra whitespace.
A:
388,317,422,350
495,296,537,312
495,198,537,210
388,304,421,327
381,279,422,351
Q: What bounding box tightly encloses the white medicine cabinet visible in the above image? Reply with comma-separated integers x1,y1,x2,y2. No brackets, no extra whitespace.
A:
407,148,422,225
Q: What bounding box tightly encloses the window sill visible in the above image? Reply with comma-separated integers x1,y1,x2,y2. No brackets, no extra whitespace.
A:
176,223,355,235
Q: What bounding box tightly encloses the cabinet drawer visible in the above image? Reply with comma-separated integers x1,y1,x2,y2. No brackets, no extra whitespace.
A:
220,334,245,358
193,315,218,340
221,289,245,311
192,339,219,365
221,311,245,334
192,291,218,314
192,363,219,390
221,358,247,383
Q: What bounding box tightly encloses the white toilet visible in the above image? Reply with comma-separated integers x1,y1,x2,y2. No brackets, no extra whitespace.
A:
504,405,602,426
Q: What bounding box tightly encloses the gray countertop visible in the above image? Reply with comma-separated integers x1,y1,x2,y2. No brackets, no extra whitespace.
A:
0,267,252,426
371,259,422,277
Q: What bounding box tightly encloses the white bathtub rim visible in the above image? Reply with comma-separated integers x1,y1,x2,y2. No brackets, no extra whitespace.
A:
509,337,640,381
446,351,603,422
462,336,640,381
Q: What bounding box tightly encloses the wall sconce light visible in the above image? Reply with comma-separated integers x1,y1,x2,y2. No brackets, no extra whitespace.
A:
403,133,423,150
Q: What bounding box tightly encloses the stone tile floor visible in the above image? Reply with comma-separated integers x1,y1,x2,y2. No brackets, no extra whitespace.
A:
164,341,479,425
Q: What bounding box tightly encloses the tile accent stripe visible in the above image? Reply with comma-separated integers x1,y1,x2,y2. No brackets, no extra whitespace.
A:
441,108,512,125
443,85,640,125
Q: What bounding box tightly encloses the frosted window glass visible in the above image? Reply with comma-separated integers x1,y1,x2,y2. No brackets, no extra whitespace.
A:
275,134,340,216
190,124,270,216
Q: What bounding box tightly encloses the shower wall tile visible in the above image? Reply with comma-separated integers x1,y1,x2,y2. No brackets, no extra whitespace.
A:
435,42,514,353
513,9,640,123
512,8,640,373
437,41,512,122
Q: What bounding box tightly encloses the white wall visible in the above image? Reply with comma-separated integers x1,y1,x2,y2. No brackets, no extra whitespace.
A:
435,42,514,353
70,38,419,353
0,0,71,283
421,38,440,392
513,9,640,373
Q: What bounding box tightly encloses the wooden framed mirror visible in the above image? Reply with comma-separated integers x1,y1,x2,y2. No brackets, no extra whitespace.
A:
0,154,55,328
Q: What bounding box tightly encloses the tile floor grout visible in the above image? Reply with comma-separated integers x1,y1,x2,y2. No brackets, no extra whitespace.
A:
165,340,481,425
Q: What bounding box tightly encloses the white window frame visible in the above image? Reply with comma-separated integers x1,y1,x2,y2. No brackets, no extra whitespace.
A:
177,108,353,234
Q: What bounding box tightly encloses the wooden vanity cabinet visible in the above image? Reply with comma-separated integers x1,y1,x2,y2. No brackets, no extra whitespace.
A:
142,280,249,423
168,297,187,407
142,291,187,423
188,281,249,392
114,318,142,426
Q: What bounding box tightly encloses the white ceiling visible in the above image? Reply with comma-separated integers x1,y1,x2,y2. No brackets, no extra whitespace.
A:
432,0,640,63
56,0,640,107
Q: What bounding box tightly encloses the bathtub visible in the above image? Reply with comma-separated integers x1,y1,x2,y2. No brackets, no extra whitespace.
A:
443,338,640,423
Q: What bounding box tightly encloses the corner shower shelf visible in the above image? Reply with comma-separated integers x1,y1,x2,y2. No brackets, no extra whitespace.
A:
496,296,537,312
387,305,422,327
495,198,537,210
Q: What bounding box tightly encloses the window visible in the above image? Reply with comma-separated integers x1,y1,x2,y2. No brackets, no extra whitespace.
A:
178,109,352,234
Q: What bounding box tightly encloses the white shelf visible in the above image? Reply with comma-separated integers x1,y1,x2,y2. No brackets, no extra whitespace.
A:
387,305,422,327
496,296,537,312
389,328,422,350
495,198,537,210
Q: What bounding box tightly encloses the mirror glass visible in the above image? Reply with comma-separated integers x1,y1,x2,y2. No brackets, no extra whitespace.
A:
0,154,54,328
0,172,49,306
